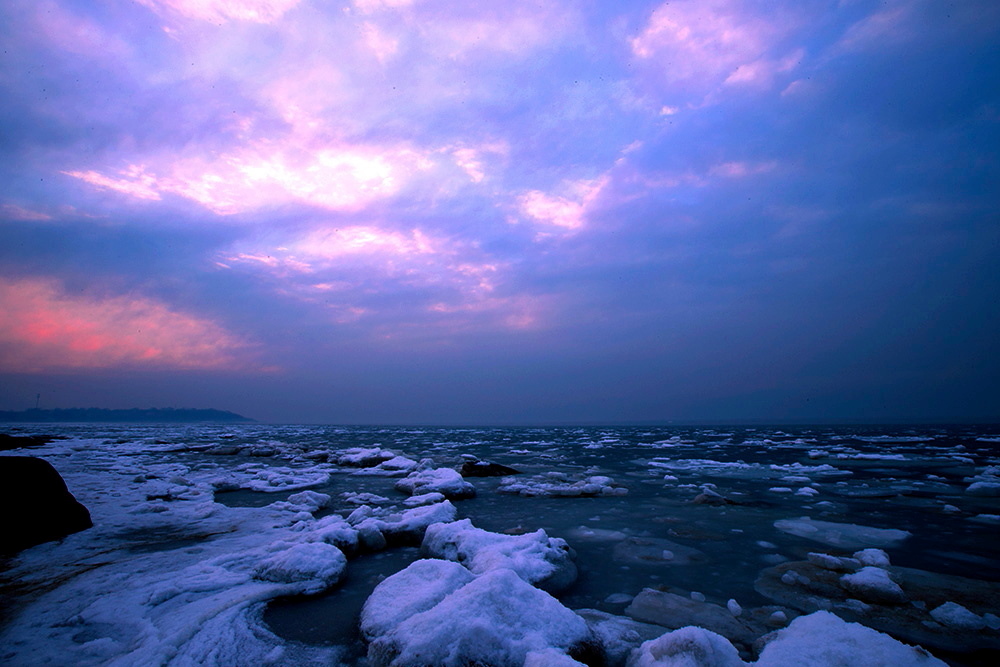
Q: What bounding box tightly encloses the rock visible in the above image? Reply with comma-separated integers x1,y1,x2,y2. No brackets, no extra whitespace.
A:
755,560,1000,654
624,589,762,648
363,565,593,667
422,518,578,592
460,460,521,477
575,609,669,666
0,434,57,451
0,456,93,554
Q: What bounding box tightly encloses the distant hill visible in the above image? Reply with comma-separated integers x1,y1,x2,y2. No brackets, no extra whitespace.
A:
0,408,255,423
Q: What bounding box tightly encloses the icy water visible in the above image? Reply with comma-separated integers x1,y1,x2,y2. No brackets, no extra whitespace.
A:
2,423,999,666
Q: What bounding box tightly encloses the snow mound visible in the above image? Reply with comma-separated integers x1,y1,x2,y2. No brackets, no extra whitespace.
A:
365,567,591,667
422,518,578,592
252,542,347,594
395,467,476,499
360,559,476,641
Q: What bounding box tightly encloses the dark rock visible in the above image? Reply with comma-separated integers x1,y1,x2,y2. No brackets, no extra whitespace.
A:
459,460,521,477
624,589,785,656
0,456,93,554
0,434,57,451
755,560,1000,655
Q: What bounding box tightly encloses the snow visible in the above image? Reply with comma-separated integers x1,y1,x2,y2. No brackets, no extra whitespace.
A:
253,542,347,594
359,559,476,641
754,611,947,665
839,567,906,604
626,611,947,666
626,625,744,667
929,602,986,630
244,466,331,492
364,567,591,667
853,548,891,568
773,517,911,549
395,466,476,499
422,518,578,592
499,472,628,497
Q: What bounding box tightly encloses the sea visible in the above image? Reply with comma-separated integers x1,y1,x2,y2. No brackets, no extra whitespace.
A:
2,422,999,666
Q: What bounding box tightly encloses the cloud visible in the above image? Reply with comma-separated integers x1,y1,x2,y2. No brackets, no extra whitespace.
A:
0,277,259,372
219,222,545,334
0,204,53,221
517,177,608,232
136,0,302,24
629,0,800,101
64,139,436,215
831,4,913,55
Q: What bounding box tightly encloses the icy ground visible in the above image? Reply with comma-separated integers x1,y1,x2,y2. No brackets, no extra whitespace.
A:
1,424,999,666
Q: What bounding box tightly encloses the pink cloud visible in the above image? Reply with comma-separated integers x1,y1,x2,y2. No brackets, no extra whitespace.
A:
517,176,608,232
136,0,302,24
0,277,260,373
630,0,800,99
0,204,53,221
63,166,162,202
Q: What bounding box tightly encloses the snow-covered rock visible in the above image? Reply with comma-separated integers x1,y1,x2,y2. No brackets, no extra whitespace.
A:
421,518,578,592
626,625,744,667
252,542,347,594
363,566,592,667
853,548,891,568
296,513,359,554
337,447,394,467
754,610,946,665
360,559,476,641
839,567,906,604
625,611,947,666
929,602,985,630
395,467,476,499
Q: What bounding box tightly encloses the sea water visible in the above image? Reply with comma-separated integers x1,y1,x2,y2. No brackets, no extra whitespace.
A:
2,423,998,665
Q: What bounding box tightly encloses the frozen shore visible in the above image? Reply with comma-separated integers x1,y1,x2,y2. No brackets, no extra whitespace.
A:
1,424,999,666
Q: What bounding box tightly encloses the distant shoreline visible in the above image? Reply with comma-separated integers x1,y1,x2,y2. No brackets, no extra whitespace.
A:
0,408,255,423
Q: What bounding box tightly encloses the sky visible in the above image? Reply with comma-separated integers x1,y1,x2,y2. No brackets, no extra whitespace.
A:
1,0,998,425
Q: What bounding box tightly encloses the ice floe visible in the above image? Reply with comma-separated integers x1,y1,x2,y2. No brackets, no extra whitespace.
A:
773,517,911,549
